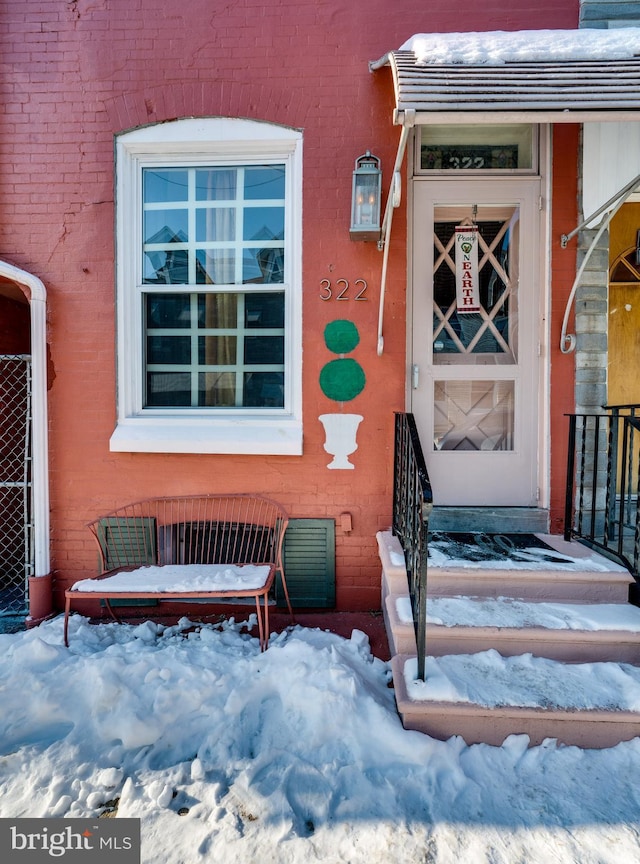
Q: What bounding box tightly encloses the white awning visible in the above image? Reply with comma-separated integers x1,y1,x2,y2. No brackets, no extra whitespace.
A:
370,29,640,354
371,29,640,124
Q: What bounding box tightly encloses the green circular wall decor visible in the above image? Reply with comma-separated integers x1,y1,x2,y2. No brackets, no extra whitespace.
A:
319,358,366,402
324,319,360,355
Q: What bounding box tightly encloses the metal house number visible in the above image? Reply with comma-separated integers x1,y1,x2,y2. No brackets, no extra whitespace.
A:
319,279,368,301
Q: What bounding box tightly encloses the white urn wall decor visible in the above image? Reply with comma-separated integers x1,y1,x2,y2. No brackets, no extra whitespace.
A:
319,413,363,469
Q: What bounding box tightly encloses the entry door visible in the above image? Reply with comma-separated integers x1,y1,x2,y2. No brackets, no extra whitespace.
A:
411,179,541,506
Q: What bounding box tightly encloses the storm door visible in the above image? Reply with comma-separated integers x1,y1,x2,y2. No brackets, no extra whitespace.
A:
411,180,541,505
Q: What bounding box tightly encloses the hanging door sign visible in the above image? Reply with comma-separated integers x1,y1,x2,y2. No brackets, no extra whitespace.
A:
455,225,480,313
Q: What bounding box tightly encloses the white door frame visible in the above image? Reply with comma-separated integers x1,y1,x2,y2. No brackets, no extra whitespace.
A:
408,176,545,506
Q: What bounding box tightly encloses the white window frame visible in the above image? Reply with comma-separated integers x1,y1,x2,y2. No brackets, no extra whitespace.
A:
110,118,303,455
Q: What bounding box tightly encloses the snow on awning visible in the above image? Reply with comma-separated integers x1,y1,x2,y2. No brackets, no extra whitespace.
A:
370,29,640,123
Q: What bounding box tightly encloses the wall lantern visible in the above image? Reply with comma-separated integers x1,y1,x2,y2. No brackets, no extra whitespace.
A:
350,151,382,241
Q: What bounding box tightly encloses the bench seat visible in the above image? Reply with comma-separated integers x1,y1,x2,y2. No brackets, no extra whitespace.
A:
64,494,292,650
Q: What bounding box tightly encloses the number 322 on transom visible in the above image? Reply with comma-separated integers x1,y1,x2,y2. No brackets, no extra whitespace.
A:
319,279,368,301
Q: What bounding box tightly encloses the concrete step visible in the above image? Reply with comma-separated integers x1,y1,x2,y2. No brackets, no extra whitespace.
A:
377,531,634,604
429,506,548,534
391,652,640,748
384,593,640,663
377,530,640,747
427,533,633,602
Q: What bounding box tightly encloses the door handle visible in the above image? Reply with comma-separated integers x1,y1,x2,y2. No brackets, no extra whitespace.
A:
412,364,420,389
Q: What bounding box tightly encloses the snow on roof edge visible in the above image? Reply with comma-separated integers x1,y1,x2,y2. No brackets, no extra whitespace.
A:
398,28,640,66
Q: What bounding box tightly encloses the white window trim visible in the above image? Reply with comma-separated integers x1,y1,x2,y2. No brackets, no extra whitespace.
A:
110,118,303,455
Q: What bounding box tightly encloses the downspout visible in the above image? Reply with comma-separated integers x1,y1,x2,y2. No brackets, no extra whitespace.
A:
560,171,640,353
375,112,414,355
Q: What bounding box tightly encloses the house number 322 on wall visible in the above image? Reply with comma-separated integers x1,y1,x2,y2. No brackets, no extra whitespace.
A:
319,279,368,301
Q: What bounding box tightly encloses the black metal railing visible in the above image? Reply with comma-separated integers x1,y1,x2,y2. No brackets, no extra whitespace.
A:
393,413,434,680
565,404,640,580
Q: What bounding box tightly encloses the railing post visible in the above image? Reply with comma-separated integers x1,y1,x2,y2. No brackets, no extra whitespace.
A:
415,499,432,682
564,414,576,541
607,408,620,541
392,412,433,682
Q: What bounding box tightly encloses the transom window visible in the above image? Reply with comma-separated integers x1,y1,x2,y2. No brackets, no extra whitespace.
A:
417,124,537,174
111,118,303,455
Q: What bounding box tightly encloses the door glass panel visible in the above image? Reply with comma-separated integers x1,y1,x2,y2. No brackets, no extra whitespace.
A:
434,380,514,452
432,206,519,365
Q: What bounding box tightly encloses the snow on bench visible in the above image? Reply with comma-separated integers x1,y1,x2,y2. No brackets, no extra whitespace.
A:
64,494,293,650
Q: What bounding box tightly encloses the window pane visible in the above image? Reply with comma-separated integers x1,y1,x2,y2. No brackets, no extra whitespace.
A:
146,294,191,328
434,380,514,451
196,207,235,242
432,206,518,364
198,335,237,365
195,169,236,201
245,292,284,327
195,250,236,285
146,372,191,406
243,207,284,242
197,293,238,327
243,372,284,407
198,372,237,407
144,209,188,245
145,249,190,284
147,335,191,364
243,248,284,283
244,166,285,200
144,169,188,203
245,335,284,365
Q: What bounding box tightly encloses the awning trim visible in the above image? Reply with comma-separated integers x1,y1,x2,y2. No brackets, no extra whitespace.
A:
374,51,640,122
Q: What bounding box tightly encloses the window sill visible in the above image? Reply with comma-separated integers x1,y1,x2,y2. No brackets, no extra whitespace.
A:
109,417,303,455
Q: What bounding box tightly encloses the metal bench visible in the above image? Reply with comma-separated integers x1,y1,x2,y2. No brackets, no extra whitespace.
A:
64,494,293,650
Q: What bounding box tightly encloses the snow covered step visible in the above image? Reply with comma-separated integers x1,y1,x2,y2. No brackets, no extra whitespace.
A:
427,532,633,602
391,651,640,748
384,594,640,664
377,530,634,604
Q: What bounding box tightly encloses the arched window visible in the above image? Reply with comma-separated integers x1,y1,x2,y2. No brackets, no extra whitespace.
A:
111,118,303,455
610,245,640,285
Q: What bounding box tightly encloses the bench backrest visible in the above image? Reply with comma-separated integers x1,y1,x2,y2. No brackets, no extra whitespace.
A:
87,495,289,575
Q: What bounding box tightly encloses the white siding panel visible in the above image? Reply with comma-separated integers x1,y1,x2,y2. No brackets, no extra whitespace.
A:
582,122,640,222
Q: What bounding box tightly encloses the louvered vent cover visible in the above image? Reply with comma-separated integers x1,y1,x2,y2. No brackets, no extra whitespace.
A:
277,519,336,608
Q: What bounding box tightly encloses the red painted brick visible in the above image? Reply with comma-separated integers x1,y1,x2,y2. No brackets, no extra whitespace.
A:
2,0,582,612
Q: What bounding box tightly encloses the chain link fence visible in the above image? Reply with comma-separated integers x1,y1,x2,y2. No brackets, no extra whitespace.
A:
0,355,32,615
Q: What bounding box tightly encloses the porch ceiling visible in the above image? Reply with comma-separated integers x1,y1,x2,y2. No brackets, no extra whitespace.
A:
373,51,640,124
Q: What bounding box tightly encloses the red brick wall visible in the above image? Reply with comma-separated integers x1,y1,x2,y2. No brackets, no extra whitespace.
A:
1,0,580,610
549,124,580,533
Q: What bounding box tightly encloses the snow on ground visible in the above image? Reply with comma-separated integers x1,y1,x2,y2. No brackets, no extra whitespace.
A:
400,28,640,65
1,614,640,863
